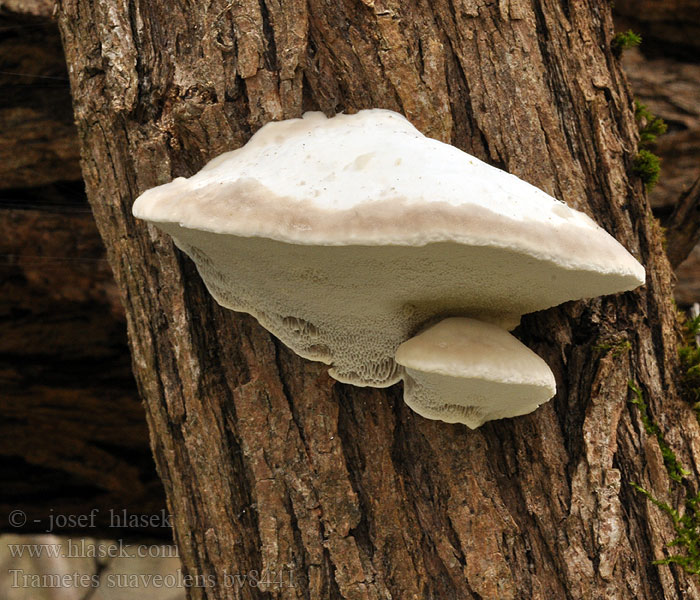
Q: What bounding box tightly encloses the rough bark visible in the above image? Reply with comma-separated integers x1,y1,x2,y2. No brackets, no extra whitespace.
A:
56,1,700,598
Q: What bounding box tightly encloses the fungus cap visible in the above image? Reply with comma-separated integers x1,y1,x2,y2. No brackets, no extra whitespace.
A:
395,318,557,428
132,109,645,388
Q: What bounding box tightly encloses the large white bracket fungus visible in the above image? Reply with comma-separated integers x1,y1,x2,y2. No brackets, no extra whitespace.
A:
133,109,646,427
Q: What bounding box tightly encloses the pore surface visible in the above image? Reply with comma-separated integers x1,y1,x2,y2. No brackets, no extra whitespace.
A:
165,227,639,387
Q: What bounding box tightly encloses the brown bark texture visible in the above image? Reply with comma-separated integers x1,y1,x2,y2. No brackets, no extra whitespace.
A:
55,0,700,598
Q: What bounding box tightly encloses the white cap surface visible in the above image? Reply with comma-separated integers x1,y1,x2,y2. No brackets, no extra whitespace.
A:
132,109,646,388
134,109,645,280
395,318,556,427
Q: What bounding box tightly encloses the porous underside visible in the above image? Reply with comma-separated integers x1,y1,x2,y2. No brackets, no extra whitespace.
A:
402,370,554,428
163,225,642,387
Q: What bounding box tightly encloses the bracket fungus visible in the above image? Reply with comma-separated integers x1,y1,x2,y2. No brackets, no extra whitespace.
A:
133,109,646,427
395,318,557,428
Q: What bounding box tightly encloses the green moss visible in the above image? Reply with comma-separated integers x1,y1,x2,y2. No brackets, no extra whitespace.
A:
628,98,665,191
628,382,688,483
612,30,642,57
594,338,632,357
678,313,700,406
628,381,700,575
635,101,668,147
630,483,700,574
632,149,661,190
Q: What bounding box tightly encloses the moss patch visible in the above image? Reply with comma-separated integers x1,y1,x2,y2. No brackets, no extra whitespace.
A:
630,482,700,574
629,381,689,483
632,149,661,191
628,381,700,574
678,313,700,411
612,30,642,57
635,101,668,146
594,338,632,358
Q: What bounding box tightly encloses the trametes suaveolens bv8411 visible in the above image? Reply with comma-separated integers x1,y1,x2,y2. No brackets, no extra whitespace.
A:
133,109,645,428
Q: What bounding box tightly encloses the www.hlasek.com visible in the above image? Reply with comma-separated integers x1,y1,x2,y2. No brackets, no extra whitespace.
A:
7,539,177,560
9,568,297,590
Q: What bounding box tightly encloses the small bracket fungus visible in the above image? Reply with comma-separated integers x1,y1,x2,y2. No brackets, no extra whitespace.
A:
133,109,646,427
395,318,556,429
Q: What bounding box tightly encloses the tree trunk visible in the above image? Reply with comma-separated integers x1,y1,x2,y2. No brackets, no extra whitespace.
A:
56,1,700,598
